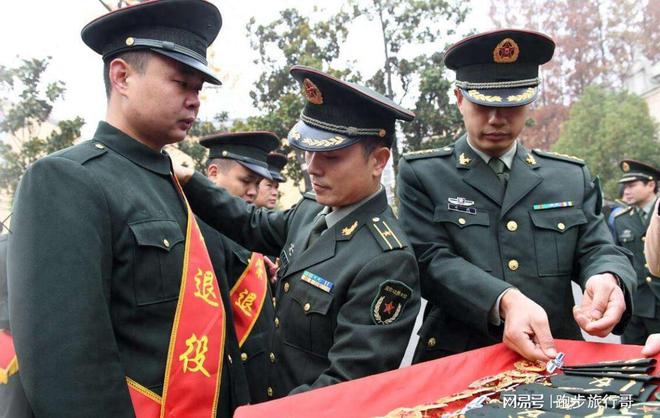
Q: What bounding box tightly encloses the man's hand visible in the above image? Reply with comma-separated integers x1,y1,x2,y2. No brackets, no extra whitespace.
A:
574,273,625,337
500,289,557,361
173,163,194,186
264,257,279,285
642,334,660,357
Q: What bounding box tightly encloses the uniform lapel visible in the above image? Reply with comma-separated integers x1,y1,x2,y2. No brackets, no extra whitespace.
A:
455,136,504,206
500,145,542,218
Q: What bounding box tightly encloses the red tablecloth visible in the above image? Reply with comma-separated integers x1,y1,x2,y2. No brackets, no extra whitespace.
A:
235,340,657,418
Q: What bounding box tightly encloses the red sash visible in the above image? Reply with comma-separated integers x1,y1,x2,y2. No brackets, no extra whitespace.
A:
0,330,18,385
127,177,226,418
230,253,268,347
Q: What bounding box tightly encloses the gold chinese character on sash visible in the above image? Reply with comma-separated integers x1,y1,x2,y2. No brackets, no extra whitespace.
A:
194,269,219,307
235,289,256,317
256,261,265,281
179,333,210,377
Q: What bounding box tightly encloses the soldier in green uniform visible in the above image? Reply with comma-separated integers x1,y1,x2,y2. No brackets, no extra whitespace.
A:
614,160,660,344
397,29,636,363
255,152,288,209
175,65,421,400
7,1,249,416
200,131,279,403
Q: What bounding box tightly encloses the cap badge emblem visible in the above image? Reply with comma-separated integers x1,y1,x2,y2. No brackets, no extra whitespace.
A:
622,162,630,172
302,78,324,105
493,38,519,63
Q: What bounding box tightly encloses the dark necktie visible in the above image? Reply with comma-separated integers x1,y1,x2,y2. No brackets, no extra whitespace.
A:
488,157,509,187
305,213,327,249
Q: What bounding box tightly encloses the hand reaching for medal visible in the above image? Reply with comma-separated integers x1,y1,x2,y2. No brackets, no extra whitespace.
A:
500,288,558,361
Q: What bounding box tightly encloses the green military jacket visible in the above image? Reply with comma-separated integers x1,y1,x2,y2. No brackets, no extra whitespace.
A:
183,173,420,400
397,136,636,362
221,237,275,403
613,198,659,318
8,122,249,417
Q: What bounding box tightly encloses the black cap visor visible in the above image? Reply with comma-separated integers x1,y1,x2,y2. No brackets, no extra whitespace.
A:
236,160,272,180
153,49,221,85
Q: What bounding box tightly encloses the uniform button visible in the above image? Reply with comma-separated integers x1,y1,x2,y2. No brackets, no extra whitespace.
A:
642,236,646,242
222,150,229,157
269,352,276,363
227,354,233,364
508,259,519,271
647,277,653,283
163,239,170,248
240,352,248,362
458,217,466,225
94,143,105,150
267,387,273,397
372,217,380,222
303,302,311,312
557,222,566,231
506,221,518,232
284,282,290,293
646,263,649,269
272,297,277,308
274,317,280,328
427,337,437,348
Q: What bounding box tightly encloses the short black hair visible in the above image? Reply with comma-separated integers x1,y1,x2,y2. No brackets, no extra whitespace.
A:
103,50,151,98
206,158,237,172
361,136,392,159
641,178,659,194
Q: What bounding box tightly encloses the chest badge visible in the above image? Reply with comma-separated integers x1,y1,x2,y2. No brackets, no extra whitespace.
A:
300,270,334,293
448,197,477,215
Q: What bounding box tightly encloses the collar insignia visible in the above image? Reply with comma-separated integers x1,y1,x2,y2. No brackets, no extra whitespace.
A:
459,153,472,166
341,221,358,237
525,154,537,166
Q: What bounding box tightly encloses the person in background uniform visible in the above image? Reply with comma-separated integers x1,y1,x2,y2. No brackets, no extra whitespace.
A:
397,29,635,363
613,160,660,344
7,1,249,416
174,65,421,400
202,132,278,204
255,151,288,209
0,233,34,418
200,131,279,404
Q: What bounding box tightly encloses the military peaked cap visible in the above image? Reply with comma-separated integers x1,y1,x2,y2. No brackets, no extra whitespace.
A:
200,131,279,180
267,152,288,182
619,159,660,183
82,0,222,84
287,65,415,151
444,29,555,107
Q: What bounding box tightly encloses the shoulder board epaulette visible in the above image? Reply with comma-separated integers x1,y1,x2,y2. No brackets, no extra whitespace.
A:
532,149,585,165
55,140,108,165
367,217,406,251
402,146,453,161
303,191,317,201
614,206,634,218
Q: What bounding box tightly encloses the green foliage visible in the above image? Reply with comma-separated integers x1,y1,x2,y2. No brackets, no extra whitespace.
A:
242,1,469,186
553,86,659,199
0,58,84,196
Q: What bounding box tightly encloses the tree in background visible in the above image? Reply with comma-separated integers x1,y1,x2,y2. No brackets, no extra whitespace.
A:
553,86,659,199
351,0,469,166
234,8,353,189
239,1,469,187
489,0,660,149
0,58,84,197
